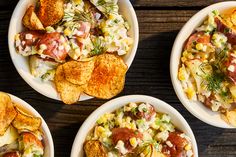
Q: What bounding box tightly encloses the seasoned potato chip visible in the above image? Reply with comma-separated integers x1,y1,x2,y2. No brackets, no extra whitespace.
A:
84,53,127,99
54,65,83,104
22,5,44,30
226,110,236,127
63,60,95,85
37,0,64,27
84,140,107,157
0,92,17,136
12,107,41,132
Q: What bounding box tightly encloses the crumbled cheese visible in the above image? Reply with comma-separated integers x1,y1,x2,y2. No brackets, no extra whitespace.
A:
25,34,33,40
40,44,47,51
228,65,235,72
166,141,173,147
58,45,64,51
156,130,169,141
115,140,128,155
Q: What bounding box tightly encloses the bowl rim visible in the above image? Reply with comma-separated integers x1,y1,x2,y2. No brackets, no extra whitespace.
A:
8,0,139,102
170,1,236,128
9,93,54,157
70,95,198,157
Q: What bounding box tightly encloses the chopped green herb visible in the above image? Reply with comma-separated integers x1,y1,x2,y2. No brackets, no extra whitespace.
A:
206,72,225,91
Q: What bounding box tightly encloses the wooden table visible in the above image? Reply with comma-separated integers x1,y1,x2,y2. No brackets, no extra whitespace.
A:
1,0,236,156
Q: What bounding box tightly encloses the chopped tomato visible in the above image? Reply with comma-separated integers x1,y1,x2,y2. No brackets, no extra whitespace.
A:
36,32,69,61
185,32,211,50
16,31,42,52
215,17,236,45
21,132,43,149
75,22,91,38
112,128,142,150
224,53,236,84
3,152,20,157
162,131,188,157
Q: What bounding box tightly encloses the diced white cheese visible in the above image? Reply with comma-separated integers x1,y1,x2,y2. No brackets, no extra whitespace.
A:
115,140,128,155
25,34,33,40
40,44,47,51
228,65,235,72
166,141,173,147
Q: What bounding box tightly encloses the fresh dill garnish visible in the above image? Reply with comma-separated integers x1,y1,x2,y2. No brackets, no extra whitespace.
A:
74,10,95,24
97,0,118,15
206,72,225,91
90,37,106,56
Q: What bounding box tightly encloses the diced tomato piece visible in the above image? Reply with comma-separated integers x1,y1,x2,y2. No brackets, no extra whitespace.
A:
15,31,42,52
112,128,142,150
185,32,211,50
224,53,236,84
215,17,236,45
3,152,20,157
75,22,91,38
21,132,43,149
162,131,189,157
36,32,69,61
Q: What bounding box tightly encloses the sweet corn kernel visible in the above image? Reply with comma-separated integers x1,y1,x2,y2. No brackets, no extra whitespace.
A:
184,88,195,99
97,126,105,133
212,33,218,40
196,43,203,50
129,137,137,148
64,28,72,36
185,144,192,150
109,14,116,20
178,67,186,81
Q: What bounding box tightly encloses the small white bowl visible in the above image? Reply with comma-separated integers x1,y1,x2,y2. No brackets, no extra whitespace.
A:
70,95,198,157
10,94,54,157
170,1,236,128
8,0,139,101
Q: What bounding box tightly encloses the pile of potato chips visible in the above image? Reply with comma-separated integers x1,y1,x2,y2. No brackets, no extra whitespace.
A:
54,53,128,104
0,92,42,136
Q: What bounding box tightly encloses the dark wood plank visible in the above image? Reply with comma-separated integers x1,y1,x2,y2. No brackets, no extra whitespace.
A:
1,7,236,157
0,0,228,10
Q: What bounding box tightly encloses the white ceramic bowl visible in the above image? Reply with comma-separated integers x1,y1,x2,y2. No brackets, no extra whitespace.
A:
10,94,54,157
170,1,236,128
70,95,198,157
8,0,139,101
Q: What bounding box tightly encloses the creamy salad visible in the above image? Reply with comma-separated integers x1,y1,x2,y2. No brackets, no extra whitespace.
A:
84,102,193,157
15,0,132,81
178,9,236,126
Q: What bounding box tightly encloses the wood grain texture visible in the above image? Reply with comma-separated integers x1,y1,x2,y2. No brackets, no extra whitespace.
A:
0,0,236,157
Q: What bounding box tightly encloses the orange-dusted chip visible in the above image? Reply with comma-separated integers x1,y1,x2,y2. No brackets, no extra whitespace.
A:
12,107,41,132
37,0,64,27
54,65,83,104
22,5,44,30
0,92,17,136
84,53,127,99
63,59,95,85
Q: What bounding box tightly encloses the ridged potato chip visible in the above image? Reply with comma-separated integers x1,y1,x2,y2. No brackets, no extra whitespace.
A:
54,65,83,104
12,107,41,132
84,53,127,99
63,59,95,85
0,92,17,136
37,0,64,27
22,5,44,30
84,140,107,157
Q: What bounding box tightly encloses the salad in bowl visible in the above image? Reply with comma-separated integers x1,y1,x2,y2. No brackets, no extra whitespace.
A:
71,95,198,157
9,0,138,104
171,1,236,128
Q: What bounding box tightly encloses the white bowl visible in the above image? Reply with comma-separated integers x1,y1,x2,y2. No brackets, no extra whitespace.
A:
70,95,198,157
170,1,236,128
8,0,139,101
9,93,54,157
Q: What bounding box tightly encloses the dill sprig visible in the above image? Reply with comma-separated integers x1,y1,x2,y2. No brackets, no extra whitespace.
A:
205,72,225,91
90,37,106,56
97,0,118,15
74,10,95,24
